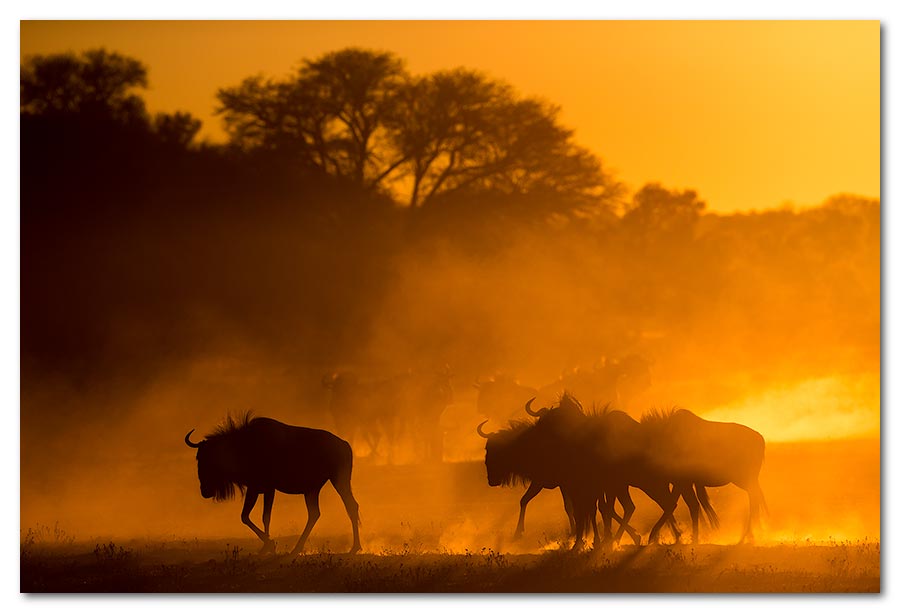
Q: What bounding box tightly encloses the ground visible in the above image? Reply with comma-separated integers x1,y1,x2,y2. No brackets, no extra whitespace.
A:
20,438,880,593
21,539,879,593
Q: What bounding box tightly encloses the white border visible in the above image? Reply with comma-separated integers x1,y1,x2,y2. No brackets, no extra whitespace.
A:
5,1,895,610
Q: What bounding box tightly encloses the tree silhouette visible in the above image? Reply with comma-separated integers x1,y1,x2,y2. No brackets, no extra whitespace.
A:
153,111,202,149
217,48,407,184
622,183,706,240
217,49,617,214
21,48,149,127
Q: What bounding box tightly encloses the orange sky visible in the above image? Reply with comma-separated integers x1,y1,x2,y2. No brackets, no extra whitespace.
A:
20,20,880,212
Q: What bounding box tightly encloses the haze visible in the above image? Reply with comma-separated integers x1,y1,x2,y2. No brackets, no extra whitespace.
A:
20,21,879,551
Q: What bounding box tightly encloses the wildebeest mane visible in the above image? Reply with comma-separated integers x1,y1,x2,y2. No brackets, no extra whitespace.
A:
584,402,615,418
488,419,538,487
201,411,255,501
206,411,256,440
640,406,682,426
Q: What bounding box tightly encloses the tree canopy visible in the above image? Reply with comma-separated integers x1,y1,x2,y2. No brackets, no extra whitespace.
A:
216,48,618,215
21,48,149,126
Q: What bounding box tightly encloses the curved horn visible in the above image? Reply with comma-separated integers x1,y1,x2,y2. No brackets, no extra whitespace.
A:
476,420,492,439
184,429,201,448
525,397,540,416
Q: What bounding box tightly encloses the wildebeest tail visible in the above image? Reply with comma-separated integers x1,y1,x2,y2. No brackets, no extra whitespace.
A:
695,485,720,529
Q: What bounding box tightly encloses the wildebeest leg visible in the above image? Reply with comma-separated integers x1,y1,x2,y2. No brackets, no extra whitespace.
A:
596,492,615,547
570,495,591,552
647,483,679,544
738,482,763,544
332,473,362,554
612,488,641,545
676,482,701,544
290,488,321,555
259,489,276,553
561,487,576,536
240,488,272,550
514,482,543,540
590,496,602,548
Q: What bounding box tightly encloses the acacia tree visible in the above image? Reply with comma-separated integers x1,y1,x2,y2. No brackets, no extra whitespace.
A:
217,48,618,215
22,48,202,150
217,48,408,182
21,48,150,126
622,183,706,238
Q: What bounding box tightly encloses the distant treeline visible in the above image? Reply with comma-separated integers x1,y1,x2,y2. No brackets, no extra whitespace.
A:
21,48,880,402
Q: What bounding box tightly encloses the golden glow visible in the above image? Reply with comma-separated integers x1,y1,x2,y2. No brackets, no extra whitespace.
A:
20,21,880,559
702,374,880,442
20,20,879,212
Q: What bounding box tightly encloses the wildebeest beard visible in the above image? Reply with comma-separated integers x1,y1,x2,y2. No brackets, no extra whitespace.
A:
206,473,246,502
198,413,254,502
485,419,537,488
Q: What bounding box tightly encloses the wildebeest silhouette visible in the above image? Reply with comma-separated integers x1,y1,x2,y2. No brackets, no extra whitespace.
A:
477,394,645,548
484,393,719,550
641,408,767,543
571,405,715,546
322,372,399,461
323,368,453,464
476,418,578,541
184,414,361,554
537,354,653,413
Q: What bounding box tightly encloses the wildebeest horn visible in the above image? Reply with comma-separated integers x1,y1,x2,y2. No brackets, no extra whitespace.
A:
184,429,201,448
476,420,492,439
525,397,540,416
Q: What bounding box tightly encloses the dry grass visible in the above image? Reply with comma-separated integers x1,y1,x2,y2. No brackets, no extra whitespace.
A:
21,537,879,593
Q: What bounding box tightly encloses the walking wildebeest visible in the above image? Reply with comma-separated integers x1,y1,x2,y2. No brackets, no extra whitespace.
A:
184,414,362,554
499,393,715,549
477,394,648,549
640,408,767,543
399,366,454,463
324,368,453,464
322,372,401,460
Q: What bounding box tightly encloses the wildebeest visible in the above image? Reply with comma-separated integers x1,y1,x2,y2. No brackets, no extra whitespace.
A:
538,354,653,412
477,394,646,548
184,414,361,554
322,372,399,460
640,408,767,543
481,393,719,550
399,366,453,463
323,368,453,464
476,418,579,541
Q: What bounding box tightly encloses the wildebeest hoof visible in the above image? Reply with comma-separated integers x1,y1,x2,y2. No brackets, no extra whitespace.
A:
348,545,361,554
511,531,524,541
259,539,276,554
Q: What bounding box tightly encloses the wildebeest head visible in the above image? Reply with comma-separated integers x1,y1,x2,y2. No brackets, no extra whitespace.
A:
184,427,242,501
476,419,532,487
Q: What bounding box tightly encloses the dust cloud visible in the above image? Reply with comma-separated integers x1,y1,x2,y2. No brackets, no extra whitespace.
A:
20,45,879,552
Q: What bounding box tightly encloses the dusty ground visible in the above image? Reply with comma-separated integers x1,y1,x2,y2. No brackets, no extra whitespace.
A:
20,438,880,593
21,539,879,592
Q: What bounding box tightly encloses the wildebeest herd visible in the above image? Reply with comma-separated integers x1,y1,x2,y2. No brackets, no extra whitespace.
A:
183,356,766,554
